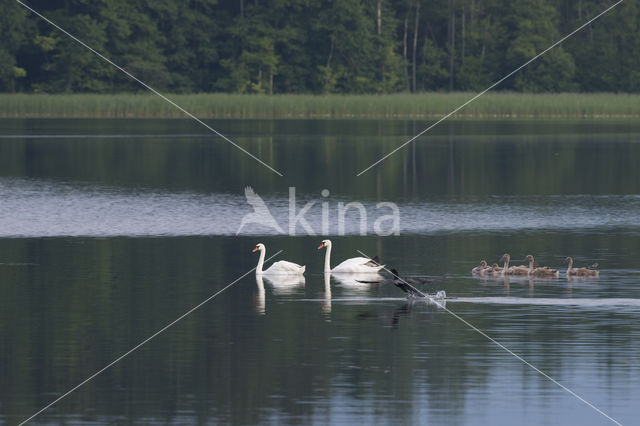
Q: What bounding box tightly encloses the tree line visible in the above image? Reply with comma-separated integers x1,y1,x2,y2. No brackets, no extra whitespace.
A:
1,0,638,95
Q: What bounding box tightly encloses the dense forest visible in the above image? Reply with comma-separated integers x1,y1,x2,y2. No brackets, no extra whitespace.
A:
1,0,638,95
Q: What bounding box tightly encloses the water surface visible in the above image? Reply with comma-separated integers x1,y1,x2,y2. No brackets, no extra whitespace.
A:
1,118,639,425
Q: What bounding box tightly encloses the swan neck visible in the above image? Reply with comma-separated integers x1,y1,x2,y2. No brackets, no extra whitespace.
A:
528,259,534,273
502,257,509,274
256,248,266,274
567,259,573,274
324,244,332,273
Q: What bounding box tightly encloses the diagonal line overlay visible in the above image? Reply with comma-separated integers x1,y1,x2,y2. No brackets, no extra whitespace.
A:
15,0,283,177
355,249,622,425
19,250,283,425
356,0,624,176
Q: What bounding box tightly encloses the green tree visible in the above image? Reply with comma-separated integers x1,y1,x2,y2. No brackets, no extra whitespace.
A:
312,0,381,93
0,1,31,92
2,0,639,94
143,0,221,92
100,0,172,91
502,0,576,91
454,0,504,91
217,0,307,94
218,9,276,93
367,0,407,93
567,0,640,92
33,11,114,92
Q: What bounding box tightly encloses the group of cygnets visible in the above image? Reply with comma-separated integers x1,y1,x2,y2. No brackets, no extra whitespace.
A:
472,254,599,278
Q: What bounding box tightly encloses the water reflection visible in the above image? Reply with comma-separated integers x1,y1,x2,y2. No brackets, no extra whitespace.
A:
322,273,331,316
261,273,305,296
2,118,640,424
254,275,265,315
472,269,612,299
451,296,640,308
3,118,640,197
391,302,413,327
566,273,599,293
473,273,549,295
330,272,382,294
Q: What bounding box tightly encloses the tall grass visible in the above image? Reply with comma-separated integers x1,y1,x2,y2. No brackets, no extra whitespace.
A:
1,93,639,119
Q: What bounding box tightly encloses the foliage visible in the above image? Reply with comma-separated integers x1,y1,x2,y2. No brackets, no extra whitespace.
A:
0,0,31,92
1,92,639,119
0,0,638,94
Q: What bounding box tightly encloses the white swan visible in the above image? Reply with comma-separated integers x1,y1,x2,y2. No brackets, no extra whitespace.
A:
317,239,385,274
253,243,305,275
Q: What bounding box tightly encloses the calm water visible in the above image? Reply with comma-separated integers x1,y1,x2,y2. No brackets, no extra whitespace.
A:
1,118,639,425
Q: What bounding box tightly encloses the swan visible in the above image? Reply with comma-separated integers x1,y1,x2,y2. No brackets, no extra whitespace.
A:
362,269,443,301
356,269,427,297
565,257,599,277
253,243,305,275
357,268,432,287
501,253,529,276
526,254,559,278
388,269,429,296
499,253,510,275
472,260,489,275
389,268,432,285
486,263,504,276
317,239,385,274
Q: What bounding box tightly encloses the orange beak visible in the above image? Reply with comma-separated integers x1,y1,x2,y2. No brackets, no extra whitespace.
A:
317,242,325,250
252,247,259,252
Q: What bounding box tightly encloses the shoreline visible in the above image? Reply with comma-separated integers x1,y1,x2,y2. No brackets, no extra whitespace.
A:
1,93,639,119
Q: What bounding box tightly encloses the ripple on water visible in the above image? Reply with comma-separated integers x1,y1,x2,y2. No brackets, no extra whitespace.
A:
2,178,640,237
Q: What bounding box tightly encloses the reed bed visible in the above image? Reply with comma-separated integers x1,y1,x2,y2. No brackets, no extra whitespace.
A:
1,93,639,119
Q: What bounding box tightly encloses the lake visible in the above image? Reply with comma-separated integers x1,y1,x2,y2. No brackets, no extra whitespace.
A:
1,118,639,425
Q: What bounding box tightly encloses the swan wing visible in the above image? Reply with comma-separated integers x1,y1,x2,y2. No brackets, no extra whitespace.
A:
394,281,426,297
332,257,385,273
364,256,380,266
264,260,306,275
335,257,373,266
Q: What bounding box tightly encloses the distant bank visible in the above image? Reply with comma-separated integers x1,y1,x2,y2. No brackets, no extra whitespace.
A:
1,93,639,119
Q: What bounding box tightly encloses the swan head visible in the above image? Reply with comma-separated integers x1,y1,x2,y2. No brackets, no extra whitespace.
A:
564,257,573,264
317,239,332,250
500,253,510,262
525,255,534,263
253,243,265,253
479,260,487,267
